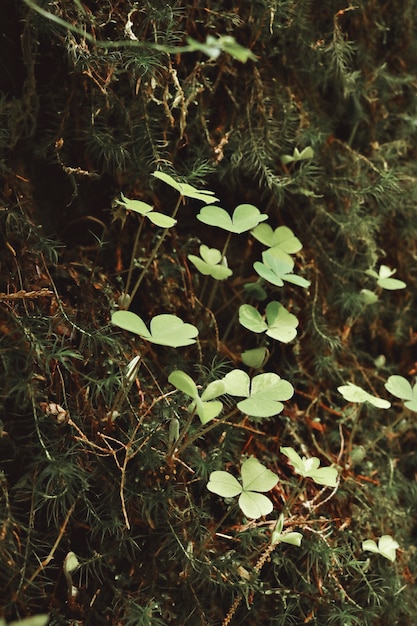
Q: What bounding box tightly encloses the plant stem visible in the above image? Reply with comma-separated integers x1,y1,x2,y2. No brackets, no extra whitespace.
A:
124,216,145,298
128,194,183,302
206,232,232,311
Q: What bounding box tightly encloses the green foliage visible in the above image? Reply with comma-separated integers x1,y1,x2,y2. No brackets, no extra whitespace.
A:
221,369,294,418
239,301,299,343
338,382,391,409
196,203,268,234
116,193,177,228
188,245,233,280
385,375,417,412
362,535,399,562
1,0,417,624
111,310,199,347
280,447,338,487
207,457,278,519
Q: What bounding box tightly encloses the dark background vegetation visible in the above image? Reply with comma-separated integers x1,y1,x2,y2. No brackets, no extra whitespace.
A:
1,1,417,624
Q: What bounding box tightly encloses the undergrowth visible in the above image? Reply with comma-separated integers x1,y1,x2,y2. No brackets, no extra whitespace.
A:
1,1,417,625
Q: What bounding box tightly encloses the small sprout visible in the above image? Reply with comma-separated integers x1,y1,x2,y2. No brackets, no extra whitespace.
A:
271,514,303,547
112,311,198,347
280,446,338,487
362,535,399,562
385,375,417,412
152,171,219,203
168,370,223,424
365,265,406,290
239,301,299,343
280,146,314,165
188,245,233,280
116,193,177,228
338,382,391,409
207,457,278,519
221,369,294,418
196,203,268,234
254,248,310,288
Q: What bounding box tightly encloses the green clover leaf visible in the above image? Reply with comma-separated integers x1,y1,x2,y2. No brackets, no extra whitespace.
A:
168,370,223,424
116,193,177,228
365,265,406,290
337,382,391,409
254,248,310,288
280,146,314,165
271,514,303,547
280,447,338,487
112,311,198,347
196,203,268,234
384,375,417,412
152,171,219,204
362,535,399,562
239,301,299,343
251,224,302,265
188,245,233,280
186,35,257,63
221,369,294,418
207,457,278,519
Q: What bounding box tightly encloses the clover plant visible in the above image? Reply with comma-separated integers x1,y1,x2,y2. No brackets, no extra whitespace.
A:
239,301,299,343
152,171,220,203
196,203,268,234
254,248,310,288
271,514,303,547
207,457,278,519
241,346,269,369
221,369,294,418
116,193,177,228
365,264,406,290
168,370,224,424
385,375,417,412
111,310,198,347
362,535,399,562
280,446,338,487
188,245,232,280
251,224,302,264
338,382,391,409
280,146,314,165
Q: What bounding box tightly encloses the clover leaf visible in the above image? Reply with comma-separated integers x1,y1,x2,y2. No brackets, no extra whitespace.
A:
112,311,198,347
365,265,406,290
251,224,302,264
186,35,257,63
254,248,310,288
239,301,299,343
168,370,223,424
271,514,303,547
188,245,233,280
196,203,268,234
241,347,269,369
337,382,391,409
152,171,219,204
280,146,314,165
116,193,177,228
280,446,338,487
362,535,399,562
384,375,417,412
207,457,278,519
221,369,294,418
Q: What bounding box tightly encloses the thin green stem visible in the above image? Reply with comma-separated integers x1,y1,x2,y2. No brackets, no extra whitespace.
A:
129,194,183,302
124,217,145,298
206,232,232,311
